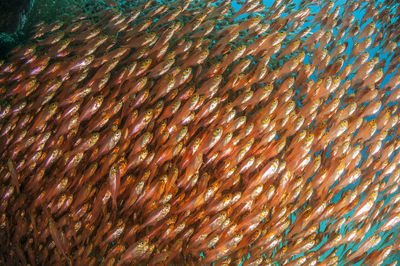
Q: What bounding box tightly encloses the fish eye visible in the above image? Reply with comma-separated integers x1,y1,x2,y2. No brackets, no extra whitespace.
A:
191,94,199,102
140,47,148,53
224,132,232,139
262,118,270,125
213,128,222,136
160,175,168,182
173,100,180,107
167,51,175,58
265,83,273,90
91,133,99,141
238,116,246,123
71,112,79,120
168,77,175,85
140,150,148,158
111,164,118,172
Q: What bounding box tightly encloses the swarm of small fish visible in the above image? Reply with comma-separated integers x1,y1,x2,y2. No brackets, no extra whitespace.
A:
1,0,400,264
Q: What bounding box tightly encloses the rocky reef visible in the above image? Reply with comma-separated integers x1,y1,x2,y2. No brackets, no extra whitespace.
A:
0,0,34,57
0,0,34,33
0,0,111,58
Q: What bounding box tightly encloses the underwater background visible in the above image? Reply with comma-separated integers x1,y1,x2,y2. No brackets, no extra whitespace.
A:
231,2,400,265
1,0,400,265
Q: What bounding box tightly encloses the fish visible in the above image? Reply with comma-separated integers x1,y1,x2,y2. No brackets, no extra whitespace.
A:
2,0,400,265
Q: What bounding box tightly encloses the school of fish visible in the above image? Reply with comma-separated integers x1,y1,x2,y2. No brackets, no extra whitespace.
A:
1,0,400,264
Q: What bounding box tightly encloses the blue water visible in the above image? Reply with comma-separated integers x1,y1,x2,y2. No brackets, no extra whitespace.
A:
228,0,400,265
75,0,400,264
2,0,399,264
